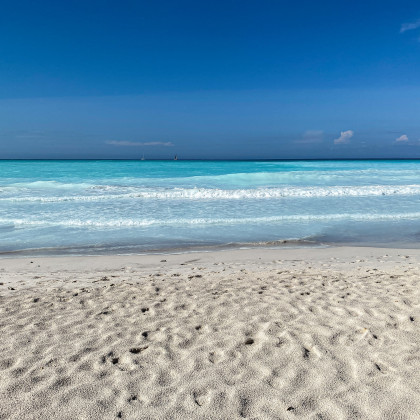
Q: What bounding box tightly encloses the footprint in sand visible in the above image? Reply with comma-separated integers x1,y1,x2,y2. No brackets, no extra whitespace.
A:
193,390,211,407
101,351,119,365
129,346,148,354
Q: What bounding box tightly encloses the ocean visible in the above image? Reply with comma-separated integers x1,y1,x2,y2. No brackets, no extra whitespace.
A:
1,159,420,256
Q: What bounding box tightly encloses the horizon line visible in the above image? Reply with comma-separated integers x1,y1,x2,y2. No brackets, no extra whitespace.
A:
2,158,420,162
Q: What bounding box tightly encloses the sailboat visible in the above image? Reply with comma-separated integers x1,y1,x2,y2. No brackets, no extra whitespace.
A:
140,153,145,161
174,155,178,161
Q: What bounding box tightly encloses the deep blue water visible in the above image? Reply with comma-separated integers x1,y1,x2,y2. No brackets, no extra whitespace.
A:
1,160,420,255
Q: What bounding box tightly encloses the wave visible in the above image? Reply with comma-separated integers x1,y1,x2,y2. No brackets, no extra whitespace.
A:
2,184,420,202
2,211,420,229
152,170,420,189
7,180,93,189
3,167,420,190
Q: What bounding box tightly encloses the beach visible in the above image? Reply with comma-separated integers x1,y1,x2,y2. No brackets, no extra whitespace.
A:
1,246,419,419
3,0,420,417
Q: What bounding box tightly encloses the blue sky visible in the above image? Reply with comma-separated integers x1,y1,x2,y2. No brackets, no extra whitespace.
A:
1,0,420,158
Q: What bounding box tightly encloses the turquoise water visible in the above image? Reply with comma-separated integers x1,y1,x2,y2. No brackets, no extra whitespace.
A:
1,159,420,255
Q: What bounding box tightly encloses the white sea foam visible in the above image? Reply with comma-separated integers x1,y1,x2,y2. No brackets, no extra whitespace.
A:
2,211,420,228
1,184,420,202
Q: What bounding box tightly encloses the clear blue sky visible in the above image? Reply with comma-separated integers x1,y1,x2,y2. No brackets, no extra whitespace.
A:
1,0,420,159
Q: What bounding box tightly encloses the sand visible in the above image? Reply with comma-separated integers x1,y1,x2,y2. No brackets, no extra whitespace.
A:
0,246,419,419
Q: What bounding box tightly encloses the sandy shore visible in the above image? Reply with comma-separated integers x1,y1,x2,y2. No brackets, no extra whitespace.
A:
0,246,419,419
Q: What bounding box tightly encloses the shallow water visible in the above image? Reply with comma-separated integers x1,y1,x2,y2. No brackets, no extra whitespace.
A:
1,159,420,255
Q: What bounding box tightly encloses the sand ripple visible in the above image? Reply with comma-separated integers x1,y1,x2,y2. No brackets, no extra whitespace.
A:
0,249,419,419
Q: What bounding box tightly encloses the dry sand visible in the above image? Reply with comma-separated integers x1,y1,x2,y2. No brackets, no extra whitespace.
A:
0,246,419,419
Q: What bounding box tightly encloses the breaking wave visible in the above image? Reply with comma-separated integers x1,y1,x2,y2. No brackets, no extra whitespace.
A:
2,184,420,202
2,211,420,229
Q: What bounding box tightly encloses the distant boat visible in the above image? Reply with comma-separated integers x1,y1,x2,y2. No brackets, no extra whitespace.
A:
140,153,145,161
174,155,178,160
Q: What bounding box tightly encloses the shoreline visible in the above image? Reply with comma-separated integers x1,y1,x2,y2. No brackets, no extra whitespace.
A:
0,239,322,259
1,246,419,419
2,239,420,260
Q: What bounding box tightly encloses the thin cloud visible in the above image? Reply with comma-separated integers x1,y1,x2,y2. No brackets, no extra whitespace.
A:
296,130,324,144
393,135,420,146
400,19,420,33
15,132,46,139
0,130,48,139
395,134,408,142
334,130,354,145
106,141,174,147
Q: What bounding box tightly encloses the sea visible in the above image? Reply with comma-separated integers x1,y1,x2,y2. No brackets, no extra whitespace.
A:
1,159,420,256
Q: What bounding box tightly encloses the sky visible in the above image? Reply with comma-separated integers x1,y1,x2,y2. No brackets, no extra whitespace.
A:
1,0,420,159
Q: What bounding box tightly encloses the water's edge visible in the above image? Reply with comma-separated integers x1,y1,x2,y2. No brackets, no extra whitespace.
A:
2,238,420,259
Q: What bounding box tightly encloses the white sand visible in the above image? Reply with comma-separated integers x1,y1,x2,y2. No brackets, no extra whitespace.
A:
0,247,419,419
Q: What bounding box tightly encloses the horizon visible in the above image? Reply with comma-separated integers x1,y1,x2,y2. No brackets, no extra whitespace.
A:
1,1,420,159
3,157,420,161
